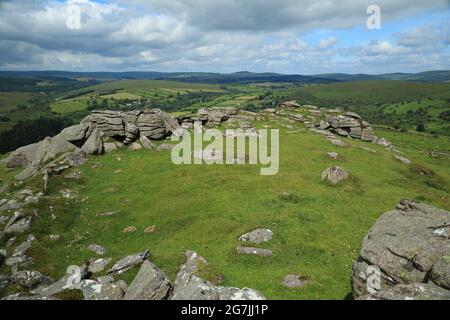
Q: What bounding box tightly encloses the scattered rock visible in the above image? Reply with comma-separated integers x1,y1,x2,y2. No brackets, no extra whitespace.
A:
124,260,172,300
144,225,156,234
12,234,35,257
282,275,308,288
49,235,60,241
87,244,107,255
352,200,450,300
3,212,33,235
239,229,273,244
328,138,348,147
327,152,339,159
321,166,349,185
107,250,150,275
236,247,273,257
394,154,411,164
362,147,377,153
11,270,53,289
0,274,11,291
122,226,137,233
171,251,265,300
87,258,112,274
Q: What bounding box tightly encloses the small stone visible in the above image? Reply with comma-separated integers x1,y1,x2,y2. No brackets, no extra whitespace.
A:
321,166,349,185
236,247,272,257
327,152,339,159
239,229,273,244
144,225,156,234
123,226,137,233
282,274,308,288
394,154,411,164
49,235,60,241
87,244,107,255
328,139,348,147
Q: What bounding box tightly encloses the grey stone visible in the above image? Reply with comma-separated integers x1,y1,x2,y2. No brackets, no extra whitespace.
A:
282,275,308,288
124,260,172,300
358,283,450,300
328,138,347,147
321,166,349,185
12,270,53,289
431,256,450,289
87,244,107,255
58,124,91,142
239,229,273,244
0,274,11,291
171,251,265,300
236,247,273,257
33,265,88,297
394,154,411,164
107,250,150,275
327,152,339,159
81,128,104,155
87,258,112,274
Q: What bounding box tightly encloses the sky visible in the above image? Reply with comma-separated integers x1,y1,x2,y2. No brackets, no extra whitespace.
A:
0,0,449,74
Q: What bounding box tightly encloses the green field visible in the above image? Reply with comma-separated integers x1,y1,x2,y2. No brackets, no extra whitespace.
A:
1,118,448,299
0,92,32,113
300,80,450,104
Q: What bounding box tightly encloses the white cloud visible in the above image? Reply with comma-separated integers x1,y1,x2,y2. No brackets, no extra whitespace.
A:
0,0,448,73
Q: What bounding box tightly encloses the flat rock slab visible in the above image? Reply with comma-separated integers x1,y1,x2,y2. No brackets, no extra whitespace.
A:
87,244,107,255
108,250,150,275
87,258,112,274
394,154,411,164
328,139,348,147
236,247,272,257
239,229,273,244
124,260,172,300
282,275,308,288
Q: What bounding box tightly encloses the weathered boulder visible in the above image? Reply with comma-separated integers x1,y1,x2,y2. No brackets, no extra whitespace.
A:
137,114,166,139
352,200,450,300
3,212,33,235
81,110,125,137
171,251,265,300
81,128,104,155
58,124,91,143
11,234,35,257
124,260,172,300
321,166,349,185
279,101,300,108
0,274,11,291
87,258,111,274
107,250,150,275
11,270,53,289
239,229,273,244
32,265,88,297
357,282,450,300
79,279,125,300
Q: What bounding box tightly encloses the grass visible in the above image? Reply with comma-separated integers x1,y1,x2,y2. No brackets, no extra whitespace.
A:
2,118,448,300
300,80,450,104
0,92,31,113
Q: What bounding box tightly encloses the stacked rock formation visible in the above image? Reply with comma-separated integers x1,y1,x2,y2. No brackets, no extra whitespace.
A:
320,112,376,142
4,109,180,181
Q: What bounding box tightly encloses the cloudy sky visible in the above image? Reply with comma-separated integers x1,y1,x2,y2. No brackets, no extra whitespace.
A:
0,0,449,74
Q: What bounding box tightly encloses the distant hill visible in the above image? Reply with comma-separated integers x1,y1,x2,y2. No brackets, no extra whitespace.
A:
1,70,448,84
